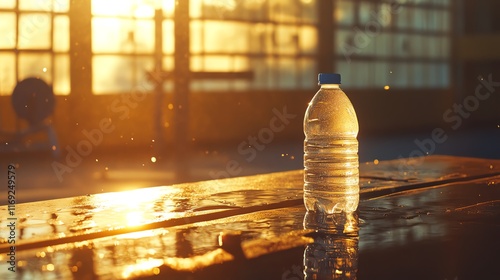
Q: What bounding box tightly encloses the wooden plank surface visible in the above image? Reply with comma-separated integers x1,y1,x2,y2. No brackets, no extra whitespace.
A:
1,155,499,279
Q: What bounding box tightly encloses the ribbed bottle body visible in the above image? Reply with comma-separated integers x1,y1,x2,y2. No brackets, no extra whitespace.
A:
304,137,359,213
304,84,359,214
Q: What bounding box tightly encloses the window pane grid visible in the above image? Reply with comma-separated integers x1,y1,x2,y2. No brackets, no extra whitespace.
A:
335,0,451,89
91,0,174,94
0,1,69,96
190,0,318,91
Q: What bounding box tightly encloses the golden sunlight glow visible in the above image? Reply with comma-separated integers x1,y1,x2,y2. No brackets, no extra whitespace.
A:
92,0,175,17
134,4,155,18
95,187,182,232
98,188,156,206
204,0,236,11
92,0,133,17
122,258,164,278
43,263,55,272
161,0,175,15
163,249,234,271
126,211,144,226
120,228,166,240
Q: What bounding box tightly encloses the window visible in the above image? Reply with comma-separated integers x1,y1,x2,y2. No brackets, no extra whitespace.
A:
90,0,318,94
190,0,317,91
90,0,451,94
335,0,451,89
90,0,175,94
0,0,70,96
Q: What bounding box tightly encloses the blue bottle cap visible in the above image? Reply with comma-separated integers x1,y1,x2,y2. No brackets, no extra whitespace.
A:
318,73,341,85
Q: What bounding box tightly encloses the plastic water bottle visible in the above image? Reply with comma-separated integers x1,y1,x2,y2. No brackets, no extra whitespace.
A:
304,73,359,214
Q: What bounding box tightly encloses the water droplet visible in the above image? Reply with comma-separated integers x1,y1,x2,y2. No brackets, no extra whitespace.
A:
151,139,155,143
153,267,160,275
131,137,134,141
95,159,98,162
51,145,57,151
389,70,393,74
151,156,157,163
490,165,494,169
383,85,390,90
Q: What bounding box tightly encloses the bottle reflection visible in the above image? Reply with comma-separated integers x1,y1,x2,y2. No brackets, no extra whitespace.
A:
70,245,97,280
303,211,359,280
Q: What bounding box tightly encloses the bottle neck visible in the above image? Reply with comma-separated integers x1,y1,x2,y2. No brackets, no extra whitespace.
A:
320,84,340,89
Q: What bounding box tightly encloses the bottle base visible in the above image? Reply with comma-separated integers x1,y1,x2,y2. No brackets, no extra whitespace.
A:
303,211,359,234
304,192,359,214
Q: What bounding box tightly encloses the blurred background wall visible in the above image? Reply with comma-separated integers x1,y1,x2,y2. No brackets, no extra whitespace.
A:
0,0,499,156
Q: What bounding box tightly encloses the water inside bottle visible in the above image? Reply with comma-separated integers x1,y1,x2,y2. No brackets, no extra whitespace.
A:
304,137,359,214
304,85,359,214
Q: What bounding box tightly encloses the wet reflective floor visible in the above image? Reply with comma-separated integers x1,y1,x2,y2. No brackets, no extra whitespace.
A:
1,155,499,279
